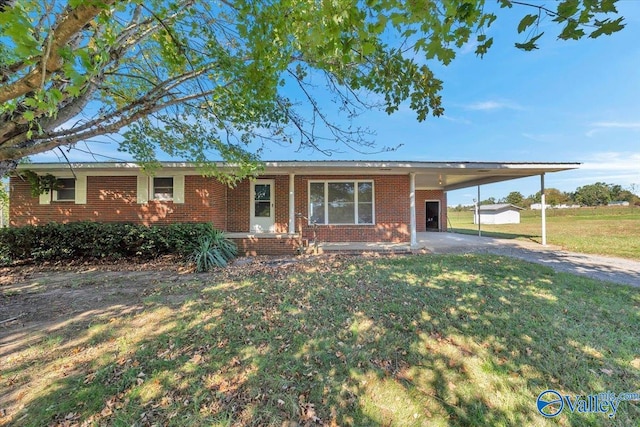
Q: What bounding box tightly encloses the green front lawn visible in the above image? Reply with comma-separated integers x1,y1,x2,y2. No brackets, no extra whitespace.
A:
448,207,640,260
2,255,639,426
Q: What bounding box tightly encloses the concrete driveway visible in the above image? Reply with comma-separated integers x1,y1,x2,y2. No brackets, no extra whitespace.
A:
417,232,640,287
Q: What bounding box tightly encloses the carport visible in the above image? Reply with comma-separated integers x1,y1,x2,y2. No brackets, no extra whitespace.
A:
406,161,580,248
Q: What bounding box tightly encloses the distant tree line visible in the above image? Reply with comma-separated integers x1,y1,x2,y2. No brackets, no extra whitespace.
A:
451,182,639,211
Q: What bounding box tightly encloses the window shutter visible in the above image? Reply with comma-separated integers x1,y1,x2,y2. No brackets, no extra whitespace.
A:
39,192,51,205
137,176,149,204
75,175,87,204
173,175,185,204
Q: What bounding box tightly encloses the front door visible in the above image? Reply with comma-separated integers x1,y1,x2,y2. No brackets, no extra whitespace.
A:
426,201,440,231
251,180,275,233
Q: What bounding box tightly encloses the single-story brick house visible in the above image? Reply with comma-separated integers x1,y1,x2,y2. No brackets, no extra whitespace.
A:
473,203,524,225
9,161,578,254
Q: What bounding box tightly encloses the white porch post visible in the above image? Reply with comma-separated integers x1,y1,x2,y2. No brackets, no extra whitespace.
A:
541,173,547,246
288,173,295,234
410,172,417,247
477,185,481,237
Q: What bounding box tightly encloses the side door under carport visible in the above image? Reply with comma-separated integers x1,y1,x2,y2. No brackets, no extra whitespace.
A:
425,201,440,231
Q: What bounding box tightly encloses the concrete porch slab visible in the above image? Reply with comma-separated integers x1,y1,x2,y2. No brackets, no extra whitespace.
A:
316,241,412,254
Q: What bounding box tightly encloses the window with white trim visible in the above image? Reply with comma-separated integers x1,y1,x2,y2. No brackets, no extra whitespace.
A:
153,177,174,200
309,180,374,225
54,178,75,201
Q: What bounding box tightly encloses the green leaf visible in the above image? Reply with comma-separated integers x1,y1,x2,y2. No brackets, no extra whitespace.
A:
475,37,493,58
49,88,64,103
558,21,585,40
23,98,38,108
66,86,81,97
23,111,35,121
600,0,619,13
557,0,580,19
517,14,538,34
589,17,625,38
361,41,376,56
515,32,544,51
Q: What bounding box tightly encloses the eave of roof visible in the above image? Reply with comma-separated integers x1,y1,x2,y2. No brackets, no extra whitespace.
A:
16,160,580,191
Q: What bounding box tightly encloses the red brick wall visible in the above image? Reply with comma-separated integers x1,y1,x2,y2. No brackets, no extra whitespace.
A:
231,235,298,256
416,189,447,232
9,175,227,227
10,173,420,246
294,175,411,243
226,179,249,232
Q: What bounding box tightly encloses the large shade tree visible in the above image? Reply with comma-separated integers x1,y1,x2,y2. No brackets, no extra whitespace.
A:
0,0,625,177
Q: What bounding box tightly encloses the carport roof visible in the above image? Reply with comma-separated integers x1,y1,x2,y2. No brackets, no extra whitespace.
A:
18,160,579,191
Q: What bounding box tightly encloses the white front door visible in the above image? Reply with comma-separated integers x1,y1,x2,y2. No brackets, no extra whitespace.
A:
250,179,275,233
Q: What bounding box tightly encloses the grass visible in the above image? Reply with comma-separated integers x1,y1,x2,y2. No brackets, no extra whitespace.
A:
1,255,639,426
448,206,640,260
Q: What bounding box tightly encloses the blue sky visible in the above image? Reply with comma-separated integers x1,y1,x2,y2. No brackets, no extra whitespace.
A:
33,1,640,206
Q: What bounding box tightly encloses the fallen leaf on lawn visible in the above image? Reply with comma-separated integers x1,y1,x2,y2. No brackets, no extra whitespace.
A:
84,372,96,384
600,368,614,376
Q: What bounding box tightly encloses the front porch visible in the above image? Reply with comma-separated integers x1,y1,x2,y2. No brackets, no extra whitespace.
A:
225,231,416,256
225,232,301,256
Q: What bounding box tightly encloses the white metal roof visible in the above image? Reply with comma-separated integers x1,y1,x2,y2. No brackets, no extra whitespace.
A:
17,160,580,191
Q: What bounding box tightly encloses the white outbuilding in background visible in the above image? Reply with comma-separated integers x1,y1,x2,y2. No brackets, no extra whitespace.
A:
474,203,524,225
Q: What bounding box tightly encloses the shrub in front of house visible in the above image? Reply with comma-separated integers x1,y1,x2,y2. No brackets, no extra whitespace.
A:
190,229,238,272
0,221,234,265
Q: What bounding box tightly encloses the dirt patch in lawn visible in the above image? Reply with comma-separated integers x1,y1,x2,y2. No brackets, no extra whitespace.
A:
0,255,312,348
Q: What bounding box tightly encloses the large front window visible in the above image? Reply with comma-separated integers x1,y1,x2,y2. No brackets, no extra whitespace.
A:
309,181,374,225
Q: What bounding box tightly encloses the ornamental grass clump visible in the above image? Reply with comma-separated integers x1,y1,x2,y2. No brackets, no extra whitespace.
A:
190,229,237,272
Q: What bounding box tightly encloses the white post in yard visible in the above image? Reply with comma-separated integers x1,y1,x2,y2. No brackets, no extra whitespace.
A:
288,173,295,235
477,185,481,237
541,173,547,246
410,172,417,248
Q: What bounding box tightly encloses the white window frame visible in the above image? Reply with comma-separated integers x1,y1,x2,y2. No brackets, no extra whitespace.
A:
53,178,76,202
308,180,375,225
151,177,174,201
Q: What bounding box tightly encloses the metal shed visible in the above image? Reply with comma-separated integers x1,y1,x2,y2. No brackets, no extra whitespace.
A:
474,203,524,225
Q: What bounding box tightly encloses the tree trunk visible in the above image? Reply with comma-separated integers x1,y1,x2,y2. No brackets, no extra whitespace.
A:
0,159,18,178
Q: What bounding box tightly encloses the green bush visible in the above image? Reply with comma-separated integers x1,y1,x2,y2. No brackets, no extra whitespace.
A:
189,229,237,272
0,221,221,264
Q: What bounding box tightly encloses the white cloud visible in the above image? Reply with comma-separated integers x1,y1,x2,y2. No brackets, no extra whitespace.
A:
442,115,472,125
464,100,523,111
591,121,640,129
458,40,478,56
580,152,640,171
585,121,640,137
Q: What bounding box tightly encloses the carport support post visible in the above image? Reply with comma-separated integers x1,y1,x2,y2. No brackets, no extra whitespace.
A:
410,172,417,248
541,173,547,246
477,185,481,237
